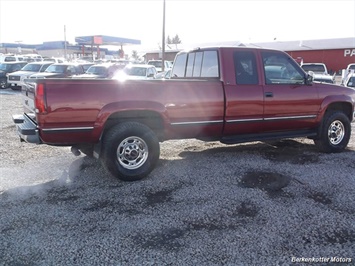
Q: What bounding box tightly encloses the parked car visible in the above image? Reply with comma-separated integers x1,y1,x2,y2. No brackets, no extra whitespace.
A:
42,57,66,63
79,63,95,72
119,64,157,80
147,60,173,72
0,61,28,89
75,63,121,79
22,54,43,62
341,63,355,85
30,63,85,78
346,63,355,72
7,61,53,90
301,63,334,84
0,54,19,63
300,63,329,75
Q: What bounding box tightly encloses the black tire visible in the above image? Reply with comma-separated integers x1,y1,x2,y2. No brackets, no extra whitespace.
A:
314,111,351,153
100,122,160,181
0,79,8,89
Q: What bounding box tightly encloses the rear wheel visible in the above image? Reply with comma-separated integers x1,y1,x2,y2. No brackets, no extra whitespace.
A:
314,111,351,153
100,122,160,181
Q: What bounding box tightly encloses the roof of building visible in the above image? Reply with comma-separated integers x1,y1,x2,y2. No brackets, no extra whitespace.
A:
144,37,355,54
246,37,355,51
75,35,141,46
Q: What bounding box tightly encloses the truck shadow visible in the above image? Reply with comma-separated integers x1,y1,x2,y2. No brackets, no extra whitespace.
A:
175,139,321,165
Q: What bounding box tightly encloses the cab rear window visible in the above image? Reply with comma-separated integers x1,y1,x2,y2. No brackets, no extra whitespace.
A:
171,50,219,78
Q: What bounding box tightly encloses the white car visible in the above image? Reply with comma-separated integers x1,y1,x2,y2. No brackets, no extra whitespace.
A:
7,61,53,89
301,63,335,83
119,64,157,80
0,54,19,63
301,63,329,75
147,60,172,72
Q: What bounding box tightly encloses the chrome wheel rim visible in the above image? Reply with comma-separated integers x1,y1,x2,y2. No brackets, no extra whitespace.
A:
117,136,148,170
328,120,345,145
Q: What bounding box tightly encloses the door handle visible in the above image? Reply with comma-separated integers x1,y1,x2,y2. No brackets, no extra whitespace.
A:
265,92,273,97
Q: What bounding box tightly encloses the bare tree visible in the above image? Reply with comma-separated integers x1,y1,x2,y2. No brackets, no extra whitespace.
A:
172,34,182,44
131,50,138,60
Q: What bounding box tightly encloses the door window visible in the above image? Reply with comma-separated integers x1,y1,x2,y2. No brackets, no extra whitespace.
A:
234,51,258,85
262,52,304,84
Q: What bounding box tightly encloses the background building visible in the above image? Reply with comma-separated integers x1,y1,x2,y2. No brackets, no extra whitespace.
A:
251,37,355,74
1,37,354,72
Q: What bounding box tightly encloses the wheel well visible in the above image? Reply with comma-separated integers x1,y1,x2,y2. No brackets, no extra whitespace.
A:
103,110,165,141
325,102,353,121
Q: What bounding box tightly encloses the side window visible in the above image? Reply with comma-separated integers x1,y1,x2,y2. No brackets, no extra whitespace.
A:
171,51,219,78
201,51,219,77
193,52,203,77
262,52,304,85
234,51,258,85
171,53,187,78
76,66,84,74
186,53,195,77
67,66,75,74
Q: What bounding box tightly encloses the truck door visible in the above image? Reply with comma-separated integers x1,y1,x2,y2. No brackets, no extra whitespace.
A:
261,51,320,132
223,50,264,135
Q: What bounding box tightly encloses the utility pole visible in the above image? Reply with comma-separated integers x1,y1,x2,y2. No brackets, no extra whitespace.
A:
64,25,67,60
161,0,166,72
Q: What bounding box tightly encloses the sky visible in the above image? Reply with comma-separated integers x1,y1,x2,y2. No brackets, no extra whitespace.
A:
1,0,354,52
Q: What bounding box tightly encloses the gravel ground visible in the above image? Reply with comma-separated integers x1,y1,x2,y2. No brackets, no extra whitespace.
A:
0,89,355,265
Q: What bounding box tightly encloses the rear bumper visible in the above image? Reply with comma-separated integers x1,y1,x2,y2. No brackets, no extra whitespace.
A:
12,114,41,144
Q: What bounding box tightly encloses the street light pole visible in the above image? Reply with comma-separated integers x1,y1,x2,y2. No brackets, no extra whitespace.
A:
161,0,166,72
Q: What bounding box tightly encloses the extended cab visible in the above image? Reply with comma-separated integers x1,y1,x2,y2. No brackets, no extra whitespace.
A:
13,47,355,181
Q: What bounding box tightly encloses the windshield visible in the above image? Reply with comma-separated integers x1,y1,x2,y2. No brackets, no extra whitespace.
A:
45,65,67,73
302,64,326,73
22,64,42,72
349,65,355,71
148,61,162,68
87,66,107,75
0,64,12,71
124,67,147,76
347,77,355,87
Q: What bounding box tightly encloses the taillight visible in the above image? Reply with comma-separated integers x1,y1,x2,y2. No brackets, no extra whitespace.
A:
35,83,47,114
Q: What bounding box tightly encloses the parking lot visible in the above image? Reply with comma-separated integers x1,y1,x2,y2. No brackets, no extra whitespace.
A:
0,89,354,265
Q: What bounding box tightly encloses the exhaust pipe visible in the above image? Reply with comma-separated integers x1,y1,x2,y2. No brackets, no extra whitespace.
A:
71,146,81,156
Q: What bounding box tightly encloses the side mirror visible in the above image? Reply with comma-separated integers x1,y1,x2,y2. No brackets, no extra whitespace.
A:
305,72,314,85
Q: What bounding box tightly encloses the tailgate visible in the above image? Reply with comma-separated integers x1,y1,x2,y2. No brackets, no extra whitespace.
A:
12,80,40,144
21,80,37,116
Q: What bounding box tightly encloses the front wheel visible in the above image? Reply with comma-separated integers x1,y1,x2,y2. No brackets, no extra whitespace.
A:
314,111,351,153
100,122,160,181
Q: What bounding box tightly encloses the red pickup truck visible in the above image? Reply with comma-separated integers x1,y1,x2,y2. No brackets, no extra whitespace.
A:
13,47,355,181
